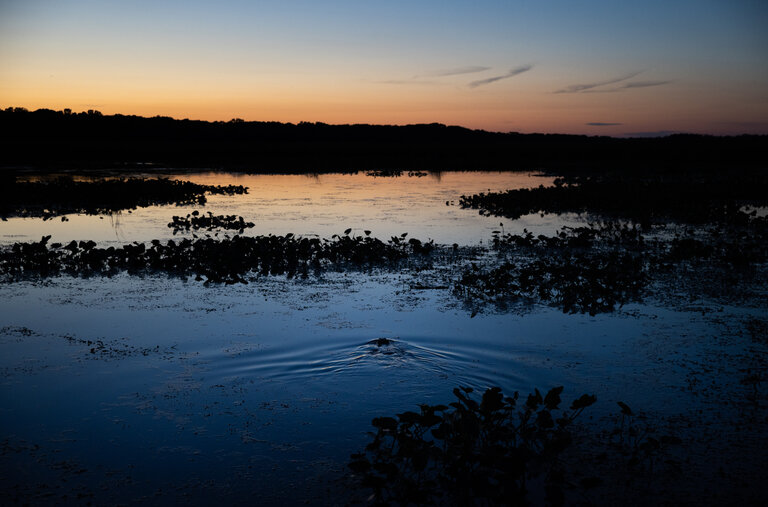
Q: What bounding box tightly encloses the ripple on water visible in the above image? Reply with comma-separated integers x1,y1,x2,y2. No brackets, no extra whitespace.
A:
205,336,527,393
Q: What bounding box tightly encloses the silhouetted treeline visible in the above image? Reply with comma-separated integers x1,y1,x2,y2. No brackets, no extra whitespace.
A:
1,107,766,172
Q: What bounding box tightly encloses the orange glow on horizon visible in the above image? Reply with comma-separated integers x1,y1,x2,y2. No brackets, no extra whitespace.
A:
3,73,767,135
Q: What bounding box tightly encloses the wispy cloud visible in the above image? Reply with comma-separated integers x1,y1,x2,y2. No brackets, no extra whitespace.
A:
582,79,673,93
586,122,623,126
424,65,491,77
621,80,671,89
375,65,491,86
554,71,642,94
468,64,533,89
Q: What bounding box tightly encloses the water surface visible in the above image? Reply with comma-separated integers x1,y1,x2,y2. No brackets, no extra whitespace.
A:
3,171,569,246
1,170,765,505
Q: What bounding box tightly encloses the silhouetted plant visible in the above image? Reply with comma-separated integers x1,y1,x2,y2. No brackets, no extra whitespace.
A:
168,210,255,233
608,401,682,474
349,386,596,506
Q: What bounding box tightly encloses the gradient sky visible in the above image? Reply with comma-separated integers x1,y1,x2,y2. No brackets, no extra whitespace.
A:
1,0,767,135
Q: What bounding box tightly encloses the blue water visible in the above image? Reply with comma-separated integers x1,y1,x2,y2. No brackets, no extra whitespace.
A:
1,172,763,504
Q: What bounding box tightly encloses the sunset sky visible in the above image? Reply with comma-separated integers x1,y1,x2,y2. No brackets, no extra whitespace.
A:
2,0,767,135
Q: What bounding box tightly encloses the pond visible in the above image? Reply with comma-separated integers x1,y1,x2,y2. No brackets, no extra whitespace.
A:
2,171,572,246
1,171,765,505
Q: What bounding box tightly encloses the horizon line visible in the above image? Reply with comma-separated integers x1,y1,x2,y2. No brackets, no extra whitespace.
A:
4,105,764,139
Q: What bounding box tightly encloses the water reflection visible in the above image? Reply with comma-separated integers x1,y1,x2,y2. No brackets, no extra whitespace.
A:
108,210,126,241
1,171,570,246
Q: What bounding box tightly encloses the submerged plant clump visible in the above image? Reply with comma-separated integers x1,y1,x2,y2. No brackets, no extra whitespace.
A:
349,386,596,506
0,231,434,284
0,177,248,219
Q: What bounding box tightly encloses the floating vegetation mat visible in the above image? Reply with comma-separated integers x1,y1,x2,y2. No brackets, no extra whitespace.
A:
0,177,247,219
2,218,766,315
460,171,768,224
168,211,255,233
0,231,435,284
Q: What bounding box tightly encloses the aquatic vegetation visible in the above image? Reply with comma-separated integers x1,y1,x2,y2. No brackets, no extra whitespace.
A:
365,169,429,178
366,169,403,177
458,224,649,315
455,253,646,316
168,210,255,233
349,386,596,506
491,222,648,252
0,177,248,219
603,401,684,475
3,218,764,314
61,334,174,360
456,219,768,315
460,171,768,224
664,218,768,266
0,231,434,284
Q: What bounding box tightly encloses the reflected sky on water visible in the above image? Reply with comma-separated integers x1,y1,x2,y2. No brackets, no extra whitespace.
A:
2,171,576,246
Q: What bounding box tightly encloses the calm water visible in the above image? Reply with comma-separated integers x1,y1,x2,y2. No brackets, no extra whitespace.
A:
0,171,762,504
2,171,572,246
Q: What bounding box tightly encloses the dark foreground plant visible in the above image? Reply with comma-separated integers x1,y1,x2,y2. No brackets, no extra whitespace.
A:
606,401,683,477
349,386,596,506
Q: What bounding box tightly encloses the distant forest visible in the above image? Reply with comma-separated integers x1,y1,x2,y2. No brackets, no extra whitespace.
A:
1,107,766,173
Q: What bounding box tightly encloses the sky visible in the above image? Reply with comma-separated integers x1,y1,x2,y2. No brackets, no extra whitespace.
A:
1,0,767,135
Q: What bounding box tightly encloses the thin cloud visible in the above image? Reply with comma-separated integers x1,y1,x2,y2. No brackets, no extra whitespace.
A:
587,122,623,126
582,79,673,93
425,65,491,77
468,64,533,89
621,80,671,89
554,71,642,94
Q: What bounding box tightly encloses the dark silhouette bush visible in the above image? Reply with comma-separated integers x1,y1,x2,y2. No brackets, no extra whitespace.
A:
349,386,596,506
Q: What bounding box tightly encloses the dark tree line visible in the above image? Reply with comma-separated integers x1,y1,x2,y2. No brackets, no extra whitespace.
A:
1,107,766,172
